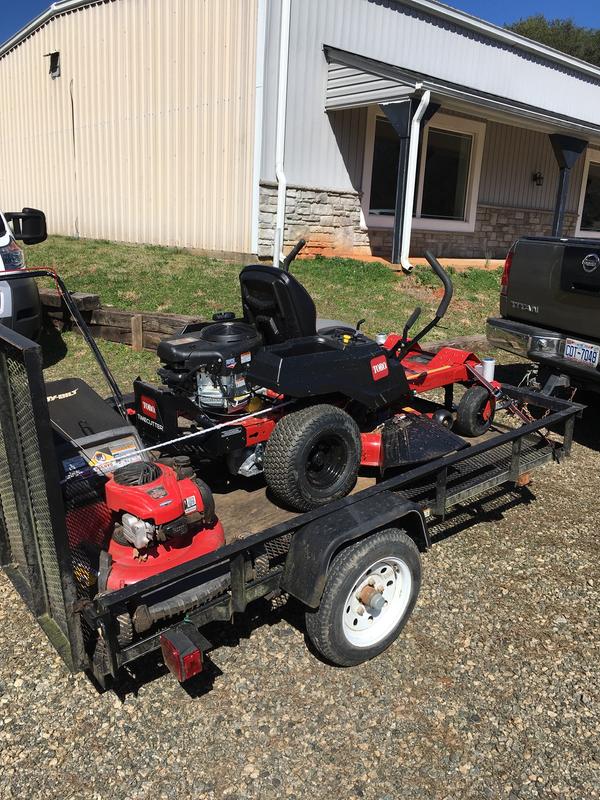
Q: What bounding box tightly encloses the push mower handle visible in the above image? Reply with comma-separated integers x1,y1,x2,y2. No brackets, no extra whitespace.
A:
0,267,126,420
424,251,453,321
282,239,306,272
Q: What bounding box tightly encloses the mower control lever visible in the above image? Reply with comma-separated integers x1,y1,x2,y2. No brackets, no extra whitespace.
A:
395,252,454,361
402,307,422,340
424,251,453,320
281,239,306,272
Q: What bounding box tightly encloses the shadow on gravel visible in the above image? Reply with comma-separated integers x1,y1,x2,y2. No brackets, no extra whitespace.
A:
107,598,303,700
428,484,536,544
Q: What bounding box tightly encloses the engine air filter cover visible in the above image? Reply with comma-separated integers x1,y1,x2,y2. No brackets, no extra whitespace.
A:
157,321,262,373
198,321,260,346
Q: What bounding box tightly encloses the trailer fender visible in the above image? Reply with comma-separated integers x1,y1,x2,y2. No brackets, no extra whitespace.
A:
281,490,429,608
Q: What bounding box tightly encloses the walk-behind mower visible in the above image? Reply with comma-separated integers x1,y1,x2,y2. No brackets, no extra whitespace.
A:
133,245,501,512
0,264,226,615
50,377,225,597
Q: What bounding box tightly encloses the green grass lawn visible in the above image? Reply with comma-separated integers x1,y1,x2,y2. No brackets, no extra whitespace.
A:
31,236,502,393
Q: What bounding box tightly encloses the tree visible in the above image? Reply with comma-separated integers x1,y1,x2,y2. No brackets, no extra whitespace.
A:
506,15,600,67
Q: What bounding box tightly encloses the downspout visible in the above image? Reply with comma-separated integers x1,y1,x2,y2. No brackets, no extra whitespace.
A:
273,0,292,266
250,0,267,256
400,89,430,273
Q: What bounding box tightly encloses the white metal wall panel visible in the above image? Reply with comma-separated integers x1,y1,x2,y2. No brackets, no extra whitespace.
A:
478,121,586,214
0,0,257,253
261,0,600,192
325,63,413,110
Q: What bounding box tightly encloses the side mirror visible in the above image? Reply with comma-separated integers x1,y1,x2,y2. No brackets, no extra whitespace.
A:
5,207,47,245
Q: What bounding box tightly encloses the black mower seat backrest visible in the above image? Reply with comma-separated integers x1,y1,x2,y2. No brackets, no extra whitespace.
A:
239,264,317,344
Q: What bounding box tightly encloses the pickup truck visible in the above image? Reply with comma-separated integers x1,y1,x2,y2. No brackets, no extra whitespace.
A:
487,236,600,392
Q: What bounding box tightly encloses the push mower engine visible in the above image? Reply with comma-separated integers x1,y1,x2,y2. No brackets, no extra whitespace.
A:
157,320,262,414
103,460,225,591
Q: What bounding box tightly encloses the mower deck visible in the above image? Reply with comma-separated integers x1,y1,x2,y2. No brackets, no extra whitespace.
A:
213,416,514,540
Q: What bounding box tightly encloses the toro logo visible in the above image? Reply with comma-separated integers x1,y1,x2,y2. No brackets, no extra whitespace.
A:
370,355,389,381
140,395,158,420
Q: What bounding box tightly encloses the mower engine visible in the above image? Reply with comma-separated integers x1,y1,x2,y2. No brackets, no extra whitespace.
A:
103,460,225,590
156,320,263,414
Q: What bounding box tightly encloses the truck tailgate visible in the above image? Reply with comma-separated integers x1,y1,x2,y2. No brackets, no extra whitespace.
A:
503,237,600,342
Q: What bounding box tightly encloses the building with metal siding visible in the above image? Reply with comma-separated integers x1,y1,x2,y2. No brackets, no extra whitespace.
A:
0,0,258,256
2,0,600,261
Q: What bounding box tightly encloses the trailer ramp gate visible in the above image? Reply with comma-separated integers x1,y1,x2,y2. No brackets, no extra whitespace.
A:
0,326,85,670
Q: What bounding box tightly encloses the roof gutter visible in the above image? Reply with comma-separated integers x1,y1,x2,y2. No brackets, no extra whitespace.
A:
324,47,600,141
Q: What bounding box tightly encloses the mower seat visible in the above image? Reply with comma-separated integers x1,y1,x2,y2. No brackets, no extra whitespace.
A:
240,264,317,344
317,319,356,336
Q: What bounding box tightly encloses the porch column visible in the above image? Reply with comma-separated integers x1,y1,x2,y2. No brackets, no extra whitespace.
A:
548,133,587,236
381,100,439,264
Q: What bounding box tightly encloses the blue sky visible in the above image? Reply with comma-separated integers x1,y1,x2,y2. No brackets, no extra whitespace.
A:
1,0,600,44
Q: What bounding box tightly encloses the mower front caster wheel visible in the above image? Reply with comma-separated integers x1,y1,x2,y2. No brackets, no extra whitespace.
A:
305,528,421,666
454,385,495,437
263,404,361,512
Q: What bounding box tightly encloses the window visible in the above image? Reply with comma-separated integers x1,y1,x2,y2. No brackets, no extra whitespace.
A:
420,129,472,220
576,150,600,237
361,110,486,232
48,51,60,79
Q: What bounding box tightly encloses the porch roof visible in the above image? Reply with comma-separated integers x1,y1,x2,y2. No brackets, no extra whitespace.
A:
324,46,600,143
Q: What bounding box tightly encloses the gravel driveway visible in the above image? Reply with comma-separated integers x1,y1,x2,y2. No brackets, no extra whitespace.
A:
0,404,598,800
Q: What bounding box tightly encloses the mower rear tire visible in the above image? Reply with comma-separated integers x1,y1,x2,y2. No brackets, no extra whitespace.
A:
454,385,494,437
304,528,421,666
263,404,361,512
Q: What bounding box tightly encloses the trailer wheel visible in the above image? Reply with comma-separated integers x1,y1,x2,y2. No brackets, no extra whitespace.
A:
264,404,361,511
304,528,421,666
454,385,495,437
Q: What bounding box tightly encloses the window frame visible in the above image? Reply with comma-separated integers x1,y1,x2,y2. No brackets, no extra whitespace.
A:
360,108,486,233
575,147,600,239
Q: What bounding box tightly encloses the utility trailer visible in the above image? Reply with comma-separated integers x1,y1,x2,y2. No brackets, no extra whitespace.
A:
0,322,582,689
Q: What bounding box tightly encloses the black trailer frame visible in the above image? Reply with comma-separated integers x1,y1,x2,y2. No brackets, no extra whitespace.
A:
0,323,583,687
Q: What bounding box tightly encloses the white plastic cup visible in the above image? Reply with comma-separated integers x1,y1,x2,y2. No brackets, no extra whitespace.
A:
481,357,496,382
375,333,387,345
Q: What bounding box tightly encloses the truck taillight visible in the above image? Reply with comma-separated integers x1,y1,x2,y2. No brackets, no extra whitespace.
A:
160,625,205,682
500,249,513,296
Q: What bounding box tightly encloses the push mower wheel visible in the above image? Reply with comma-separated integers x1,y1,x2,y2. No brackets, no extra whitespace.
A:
454,385,495,437
304,528,421,666
263,404,361,512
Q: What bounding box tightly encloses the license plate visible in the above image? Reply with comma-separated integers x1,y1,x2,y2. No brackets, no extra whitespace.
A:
564,337,600,368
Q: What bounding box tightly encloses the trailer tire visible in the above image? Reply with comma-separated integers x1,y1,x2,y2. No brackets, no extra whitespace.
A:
304,528,421,666
264,404,361,511
454,385,495,437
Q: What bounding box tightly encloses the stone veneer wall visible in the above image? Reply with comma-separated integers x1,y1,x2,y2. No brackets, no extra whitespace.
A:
258,182,578,260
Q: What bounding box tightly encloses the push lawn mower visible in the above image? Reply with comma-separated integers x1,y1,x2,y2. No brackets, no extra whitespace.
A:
133,245,501,512
0,263,227,605
49,377,225,596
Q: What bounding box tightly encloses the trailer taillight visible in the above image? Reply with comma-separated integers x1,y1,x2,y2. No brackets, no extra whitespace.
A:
501,249,514,296
160,625,206,682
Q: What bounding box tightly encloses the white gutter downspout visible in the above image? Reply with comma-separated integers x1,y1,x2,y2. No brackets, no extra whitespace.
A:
272,0,292,267
250,0,267,256
400,89,430,273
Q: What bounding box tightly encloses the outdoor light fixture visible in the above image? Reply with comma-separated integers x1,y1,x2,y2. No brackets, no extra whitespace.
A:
532,171,544,186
